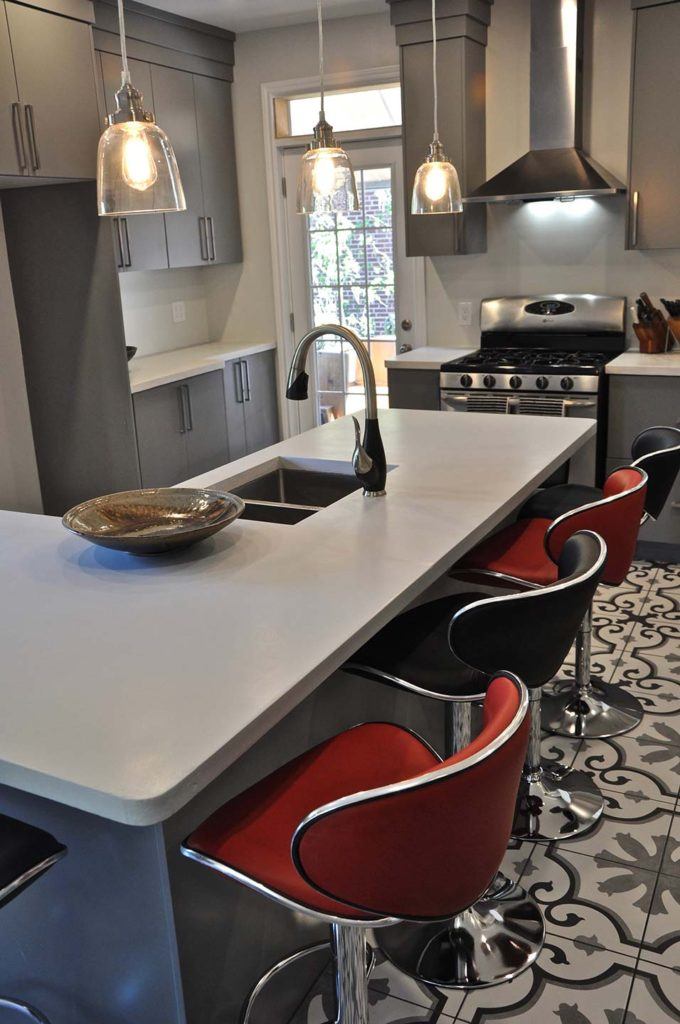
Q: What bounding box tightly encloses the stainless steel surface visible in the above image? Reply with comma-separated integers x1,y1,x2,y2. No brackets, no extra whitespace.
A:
121,217,132,267
467,0,625,203
512,689,604,841
332,925,369,1024
630,190,640,248
198,216,209,261
177,386,186,434
207,215,216,261
242,359,252,402
447,701,472,756
440,372,600,394
11,102,27,171
351,416,373,477
114,218,125,269
0,997,52,1023
480,295,626,335
229,467,361,508
288,325,379,420
542,605,645,737
62,488,244,555
24,103,40,171
377,873,544,989
234,360,245,404
181,384,193,431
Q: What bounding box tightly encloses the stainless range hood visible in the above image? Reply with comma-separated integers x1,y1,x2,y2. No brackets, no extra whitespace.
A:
467,0,626,204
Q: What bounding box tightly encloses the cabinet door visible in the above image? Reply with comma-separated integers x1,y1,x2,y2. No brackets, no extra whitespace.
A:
0,4,24,176
6,3,99,179
243,350,280,455
224,359,247,461
133,384,189,488
388,368,440,410
150,65,206,268
98,52,169,271
184,371,229,478
628,4,680,250
194,74,242,265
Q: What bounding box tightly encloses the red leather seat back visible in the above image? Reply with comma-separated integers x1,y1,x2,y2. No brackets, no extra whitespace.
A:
293,675,529,921
545,467,647,586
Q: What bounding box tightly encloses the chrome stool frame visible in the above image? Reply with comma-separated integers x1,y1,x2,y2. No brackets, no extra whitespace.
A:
0,998,53,1023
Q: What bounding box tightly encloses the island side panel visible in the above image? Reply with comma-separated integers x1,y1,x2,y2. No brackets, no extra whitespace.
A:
0,784,185,1024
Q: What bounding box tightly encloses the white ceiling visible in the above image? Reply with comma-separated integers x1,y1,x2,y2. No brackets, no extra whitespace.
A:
141,0,387,34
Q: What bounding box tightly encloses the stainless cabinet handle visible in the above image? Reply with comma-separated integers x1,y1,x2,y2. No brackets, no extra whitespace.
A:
198,217,209,261
182,384,193,431
113,219,125,269
121,218,132,267
234,361,244,403
207,216,216,261
242,359,251,401
11,103,27,171
563,399,597,410
177,387,186,433
24,105,40,171
630,190,639,249
672,501,680,511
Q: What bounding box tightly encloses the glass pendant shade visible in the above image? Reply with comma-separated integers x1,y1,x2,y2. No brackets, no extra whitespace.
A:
297,119,359,214
412,139,463,215
97,80,186,216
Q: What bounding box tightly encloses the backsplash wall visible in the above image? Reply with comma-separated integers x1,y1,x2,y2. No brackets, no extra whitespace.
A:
118,267,211,358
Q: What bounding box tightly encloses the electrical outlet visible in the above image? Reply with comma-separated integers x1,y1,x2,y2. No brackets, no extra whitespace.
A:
172,301,186,324
458,301,473,327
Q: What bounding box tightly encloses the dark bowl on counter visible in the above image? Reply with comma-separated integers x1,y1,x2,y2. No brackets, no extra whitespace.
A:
62,488,245,554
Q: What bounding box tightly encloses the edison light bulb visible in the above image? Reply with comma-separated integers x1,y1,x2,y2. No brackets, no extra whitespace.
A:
121,125,158,192
423,162,448,202
312,151,337,197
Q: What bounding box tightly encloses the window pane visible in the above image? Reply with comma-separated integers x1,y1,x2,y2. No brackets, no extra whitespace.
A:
313,287,340,324
362,169,392,227
319,392,345,422
316,340,344,393
344,342,365,390
341,286,368,338
308,212,336,231
368,286,395,339
369,339,395,391
287,85,401,137
365,229,393,285
338,231,365,286
309,232,338,286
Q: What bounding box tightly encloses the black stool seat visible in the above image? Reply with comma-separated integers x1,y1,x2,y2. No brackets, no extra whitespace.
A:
0,814,66,909
519,483,601,521
348,593,491,699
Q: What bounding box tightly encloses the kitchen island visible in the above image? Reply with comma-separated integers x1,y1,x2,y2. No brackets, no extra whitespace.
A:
0,410,595,1024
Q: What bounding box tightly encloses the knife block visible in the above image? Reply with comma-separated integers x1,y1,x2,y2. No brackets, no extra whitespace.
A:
633,321,669,353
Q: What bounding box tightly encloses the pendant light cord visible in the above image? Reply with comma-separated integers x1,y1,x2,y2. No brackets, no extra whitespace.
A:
118,0,131,85
432,0,438,141
317,0,325,120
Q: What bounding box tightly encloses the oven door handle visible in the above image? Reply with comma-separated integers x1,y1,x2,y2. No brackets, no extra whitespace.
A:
562,398,597,412
441,393,469,410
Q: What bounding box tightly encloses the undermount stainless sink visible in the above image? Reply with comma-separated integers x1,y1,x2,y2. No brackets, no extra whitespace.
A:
216,463,363,525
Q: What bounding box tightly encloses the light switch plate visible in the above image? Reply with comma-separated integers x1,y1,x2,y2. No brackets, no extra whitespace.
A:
458,301,473,326
172,301,186,324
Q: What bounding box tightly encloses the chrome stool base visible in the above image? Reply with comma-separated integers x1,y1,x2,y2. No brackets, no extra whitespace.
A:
0,997,52,1022
542,679,644,739
376,874,544,990
512,761,604,841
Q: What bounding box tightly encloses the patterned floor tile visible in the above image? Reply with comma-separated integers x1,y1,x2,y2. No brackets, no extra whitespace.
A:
455,935,636,1023
570,732,679,804
616,562,660,594
542,732,583,770
614,651,680,715
627,956,680,1022
637,871,680,971
369,950,463,1020
660,812,680,878
554,790,674,870
626,618,680,660
650,563,680,593
522,845,653,959
551,648,624,689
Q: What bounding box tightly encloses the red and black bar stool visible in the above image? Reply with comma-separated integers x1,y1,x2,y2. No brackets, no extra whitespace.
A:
459,466,648,739
0,813,66,1022
182,674,533,1023
345,532,604,988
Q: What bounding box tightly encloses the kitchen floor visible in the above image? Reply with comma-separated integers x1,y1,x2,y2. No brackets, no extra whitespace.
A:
285,560,680,1024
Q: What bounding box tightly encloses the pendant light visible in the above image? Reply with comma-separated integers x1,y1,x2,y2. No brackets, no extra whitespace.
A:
411,0,463,216
97,0,186,216
296,0,359,215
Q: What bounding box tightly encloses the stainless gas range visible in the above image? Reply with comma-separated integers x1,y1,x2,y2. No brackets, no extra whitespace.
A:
440,295,627,486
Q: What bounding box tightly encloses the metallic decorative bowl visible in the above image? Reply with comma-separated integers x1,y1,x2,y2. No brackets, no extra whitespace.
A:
62,488,245,555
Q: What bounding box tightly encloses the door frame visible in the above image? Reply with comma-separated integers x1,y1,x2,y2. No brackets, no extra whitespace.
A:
261,67,427,439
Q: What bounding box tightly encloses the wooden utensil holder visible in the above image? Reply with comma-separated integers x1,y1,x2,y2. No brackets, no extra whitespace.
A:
633,321,669,354
667,318,680,348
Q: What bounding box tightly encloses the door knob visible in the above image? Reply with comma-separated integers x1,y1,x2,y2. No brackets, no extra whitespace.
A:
401,319,412,331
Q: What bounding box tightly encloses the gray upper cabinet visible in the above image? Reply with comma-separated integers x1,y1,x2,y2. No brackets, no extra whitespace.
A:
224,351,280,461
627,2,680,250
98,51,169,271
150,65,206,269
0,5,22,176
4,1,100,180
194,74,242,265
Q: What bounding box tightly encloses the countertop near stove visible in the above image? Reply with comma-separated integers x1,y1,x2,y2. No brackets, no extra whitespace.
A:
606,350,680,376
384,346,475,370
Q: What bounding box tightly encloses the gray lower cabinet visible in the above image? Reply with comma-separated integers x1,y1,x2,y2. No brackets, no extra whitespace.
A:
98,52,169,271
133,370,229,487
224,350,280,460
0,5,21,175
388,368,441,410
607,375,680,547
4,1,100,180
627,2,680,250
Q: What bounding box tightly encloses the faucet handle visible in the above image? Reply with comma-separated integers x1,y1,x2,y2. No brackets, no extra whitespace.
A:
351,415,373,476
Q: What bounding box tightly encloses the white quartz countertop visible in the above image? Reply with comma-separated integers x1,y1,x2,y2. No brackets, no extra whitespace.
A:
606,350,680,376
384,346,475,370
0,410,594,826
128,340,277,393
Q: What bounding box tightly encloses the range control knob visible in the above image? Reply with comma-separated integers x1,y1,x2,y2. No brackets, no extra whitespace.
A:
509,375,522,390
536,376,550,390
483,374,496,389
560,377,575,391
460,374,473,389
